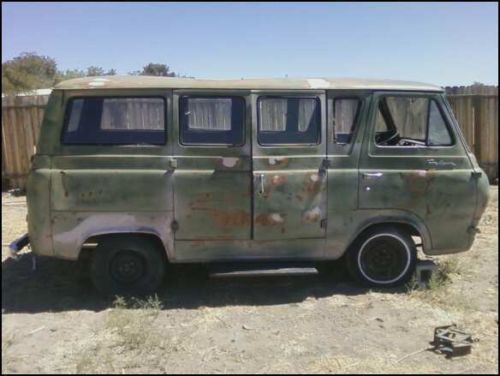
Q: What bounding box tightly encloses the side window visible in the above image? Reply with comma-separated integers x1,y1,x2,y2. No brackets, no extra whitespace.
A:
258,97,320,145
62,97,165,145
179,96,245,145
374,96,453,147
428,100,453,146
333,98,360,144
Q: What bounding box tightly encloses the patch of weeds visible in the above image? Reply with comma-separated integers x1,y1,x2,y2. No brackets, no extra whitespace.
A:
428,258,462,290
112,295,128,309
74,295,176,372
405,274,419,293
131,294,164,311
112,294,163,311
406,258,462,293
107,294,164,352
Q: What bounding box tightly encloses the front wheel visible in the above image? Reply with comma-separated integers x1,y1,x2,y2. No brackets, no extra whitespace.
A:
346,226,416,288
90,235,166,296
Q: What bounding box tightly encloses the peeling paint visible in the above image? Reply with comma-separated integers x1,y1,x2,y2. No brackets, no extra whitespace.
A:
270,213,284,223
271,174,287,185
303,207,322,223
255,213,286,226
221,157,239,168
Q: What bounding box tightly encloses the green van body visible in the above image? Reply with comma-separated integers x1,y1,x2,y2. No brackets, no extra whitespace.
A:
25,76,489,266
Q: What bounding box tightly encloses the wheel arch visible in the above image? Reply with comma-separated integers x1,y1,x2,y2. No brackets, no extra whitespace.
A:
345,216,432,255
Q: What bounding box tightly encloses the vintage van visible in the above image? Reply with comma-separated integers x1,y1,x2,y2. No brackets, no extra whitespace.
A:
10,76,489,295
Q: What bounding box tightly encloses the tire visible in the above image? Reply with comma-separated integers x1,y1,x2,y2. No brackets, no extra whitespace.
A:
90,235,166,296
345,226,416,288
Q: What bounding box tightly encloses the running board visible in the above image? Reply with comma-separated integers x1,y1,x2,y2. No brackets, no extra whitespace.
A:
208,262,318,278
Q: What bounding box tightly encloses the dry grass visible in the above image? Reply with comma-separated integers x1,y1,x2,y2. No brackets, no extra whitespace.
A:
74,294,180,373
1,332,17,374
2,187,498,374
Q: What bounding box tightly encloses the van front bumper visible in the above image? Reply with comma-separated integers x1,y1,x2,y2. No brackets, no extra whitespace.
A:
9,233,30,259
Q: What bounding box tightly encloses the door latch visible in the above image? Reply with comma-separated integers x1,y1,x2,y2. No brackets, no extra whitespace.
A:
169,158,177,170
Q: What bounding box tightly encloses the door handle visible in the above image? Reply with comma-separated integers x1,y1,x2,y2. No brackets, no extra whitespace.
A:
426,159,456,169
258,174,265,195
362,172,383,179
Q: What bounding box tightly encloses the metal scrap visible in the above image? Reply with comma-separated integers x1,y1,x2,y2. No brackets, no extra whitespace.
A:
431,324,478,358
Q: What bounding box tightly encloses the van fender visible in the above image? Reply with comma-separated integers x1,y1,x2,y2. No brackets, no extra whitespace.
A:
344,209,433,255
51,211,175,261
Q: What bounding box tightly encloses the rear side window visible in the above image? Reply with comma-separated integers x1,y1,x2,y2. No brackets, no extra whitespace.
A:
62,97,165,145
179,96,245,145
258,97,320,145
333,98,360,144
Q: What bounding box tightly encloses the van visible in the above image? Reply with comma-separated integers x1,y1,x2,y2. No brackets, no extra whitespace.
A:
10,76,490,295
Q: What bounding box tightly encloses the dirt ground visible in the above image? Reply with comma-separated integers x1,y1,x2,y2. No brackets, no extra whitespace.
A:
2,187,498,374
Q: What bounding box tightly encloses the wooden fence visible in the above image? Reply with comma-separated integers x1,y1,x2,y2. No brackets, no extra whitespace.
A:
445,86,498,183
2,95,49,189
2,86,498,189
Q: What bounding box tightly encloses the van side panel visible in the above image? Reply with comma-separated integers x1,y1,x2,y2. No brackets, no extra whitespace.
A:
49,157,175,260
26,159,54,257
358,92,477,255
25,89,65,257
37,89,175,261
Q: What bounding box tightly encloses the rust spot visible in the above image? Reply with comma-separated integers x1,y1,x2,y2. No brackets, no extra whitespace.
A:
255,213,285,226
401,170,436,196
270,174,287,185
303,207,321,223
267,157,289,168
209,209,251,227
303,173,321,194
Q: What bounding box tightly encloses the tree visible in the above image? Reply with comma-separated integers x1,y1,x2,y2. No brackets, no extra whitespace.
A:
55,69,86,83
135,63,177,77
86,66,116,77
2,52,57,94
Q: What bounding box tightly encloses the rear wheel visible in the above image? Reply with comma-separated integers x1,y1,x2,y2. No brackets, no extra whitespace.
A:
90,235,166,296
346,226,416,288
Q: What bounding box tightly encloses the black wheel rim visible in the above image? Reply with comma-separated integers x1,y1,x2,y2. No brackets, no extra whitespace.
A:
110,250,146,284
359,236,409,283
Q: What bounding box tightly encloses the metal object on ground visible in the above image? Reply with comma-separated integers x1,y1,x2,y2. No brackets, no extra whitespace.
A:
8,188,26,197
9,233,30,259
415,260,437,288
431,324,478,358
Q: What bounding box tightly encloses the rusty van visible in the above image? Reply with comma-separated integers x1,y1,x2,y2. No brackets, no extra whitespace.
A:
9,76,490,295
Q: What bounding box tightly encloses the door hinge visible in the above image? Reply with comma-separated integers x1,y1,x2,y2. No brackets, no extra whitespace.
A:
320,219,327,229
171,220,179,232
